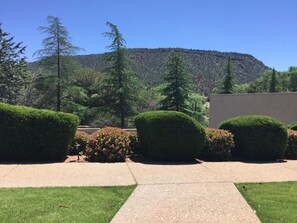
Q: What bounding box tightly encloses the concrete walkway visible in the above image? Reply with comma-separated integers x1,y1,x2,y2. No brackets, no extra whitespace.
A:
1,160,297,222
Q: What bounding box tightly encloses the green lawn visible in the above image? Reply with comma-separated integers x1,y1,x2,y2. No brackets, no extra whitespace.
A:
0,186,136,223
236,182,297,223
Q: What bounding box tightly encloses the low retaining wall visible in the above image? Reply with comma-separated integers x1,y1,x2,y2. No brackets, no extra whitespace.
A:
78,128,137,134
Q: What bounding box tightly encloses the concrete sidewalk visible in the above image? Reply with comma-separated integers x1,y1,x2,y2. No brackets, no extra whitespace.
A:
1,160,297,222
0,163,135,187
111,160,297,223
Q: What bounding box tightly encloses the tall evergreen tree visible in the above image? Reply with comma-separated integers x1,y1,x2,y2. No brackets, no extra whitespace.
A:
102,22,139,127
160,51,190,111
34,16,81,111
221,56,234,94
289,66,297,92
0,23,28,104
269,68,277,92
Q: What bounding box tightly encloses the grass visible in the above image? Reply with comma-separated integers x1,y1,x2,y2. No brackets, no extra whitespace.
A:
0,186,136,223
236,181,297,223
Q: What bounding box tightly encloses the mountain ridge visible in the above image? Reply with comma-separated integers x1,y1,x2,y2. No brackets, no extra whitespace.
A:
30,48,270,94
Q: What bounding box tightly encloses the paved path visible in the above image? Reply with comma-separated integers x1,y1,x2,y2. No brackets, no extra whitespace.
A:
0,163,135,187
1,160,297,222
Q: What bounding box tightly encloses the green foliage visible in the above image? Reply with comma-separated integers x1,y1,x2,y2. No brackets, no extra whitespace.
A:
220,56,234,94
248,68,291,93
219,115,287,161
69,131,90,155
286,130,297,159
135,110,206,161
200,128,235,161
101,22,141,127
0,23,28,104
34,16,82,111
86,127,131,162
127,131,140,153
30,48,268,95
184,93,208,126
287,121,297,131
269,68,277,92
22,62,103,124
160,51,191,112
233,83,249,93
0,103,79,161
288,66,297,91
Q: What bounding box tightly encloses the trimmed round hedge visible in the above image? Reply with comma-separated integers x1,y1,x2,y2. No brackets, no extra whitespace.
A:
135,111,205,161
0,103,79,161
219,115,287,161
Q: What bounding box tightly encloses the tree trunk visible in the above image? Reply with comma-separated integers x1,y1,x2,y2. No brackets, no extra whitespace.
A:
57,36,61,112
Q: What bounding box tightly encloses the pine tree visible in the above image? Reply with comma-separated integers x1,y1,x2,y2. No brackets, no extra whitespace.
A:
221,56,234,94
34,16,81,111
160,51,190,111
269,68,277,92
102,22,139,127
0,23,28,104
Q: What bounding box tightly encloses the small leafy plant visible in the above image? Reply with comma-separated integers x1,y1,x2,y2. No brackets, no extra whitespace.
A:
286,130,297,159
200,128,235,161
69,131,90,155
85,127,130,162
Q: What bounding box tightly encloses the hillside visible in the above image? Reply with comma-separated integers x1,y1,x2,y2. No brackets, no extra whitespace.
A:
31,48,269,94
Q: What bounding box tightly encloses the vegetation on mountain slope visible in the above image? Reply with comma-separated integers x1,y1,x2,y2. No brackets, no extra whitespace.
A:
29,48,269,94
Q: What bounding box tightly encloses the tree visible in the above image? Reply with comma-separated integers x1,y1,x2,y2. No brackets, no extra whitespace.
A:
289,66,297,92
184,93,208,126
269,68,277,92
221,56,234,94
34,16,81,111
0,23,28,104
102,22,140,127
160,51,190,111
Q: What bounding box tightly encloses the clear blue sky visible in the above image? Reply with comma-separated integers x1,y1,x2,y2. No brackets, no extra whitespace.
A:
1,0,296,71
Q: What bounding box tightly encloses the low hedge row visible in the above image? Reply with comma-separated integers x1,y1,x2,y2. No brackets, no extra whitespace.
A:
85,127,131,162
219,115,287,161
135,111,205,161
0,103,79,161
286,130,297,159
201,128,234,161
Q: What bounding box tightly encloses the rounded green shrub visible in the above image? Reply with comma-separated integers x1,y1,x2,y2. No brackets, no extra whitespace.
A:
286,130,297,159
86,127,130,162
200,128,235,161
287,122,297,131
0,103,79,161
135,110,206,161
219,115,287,161
69,131,90,155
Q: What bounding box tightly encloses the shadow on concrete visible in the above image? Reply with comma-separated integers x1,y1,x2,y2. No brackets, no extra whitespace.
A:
128,154,202,165
0,155,86,165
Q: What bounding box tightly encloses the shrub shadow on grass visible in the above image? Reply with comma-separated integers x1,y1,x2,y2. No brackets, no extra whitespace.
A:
128,154,202,165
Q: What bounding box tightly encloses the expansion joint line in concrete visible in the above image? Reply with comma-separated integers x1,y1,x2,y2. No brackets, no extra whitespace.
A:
136,181,233,186
125,163,138,185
